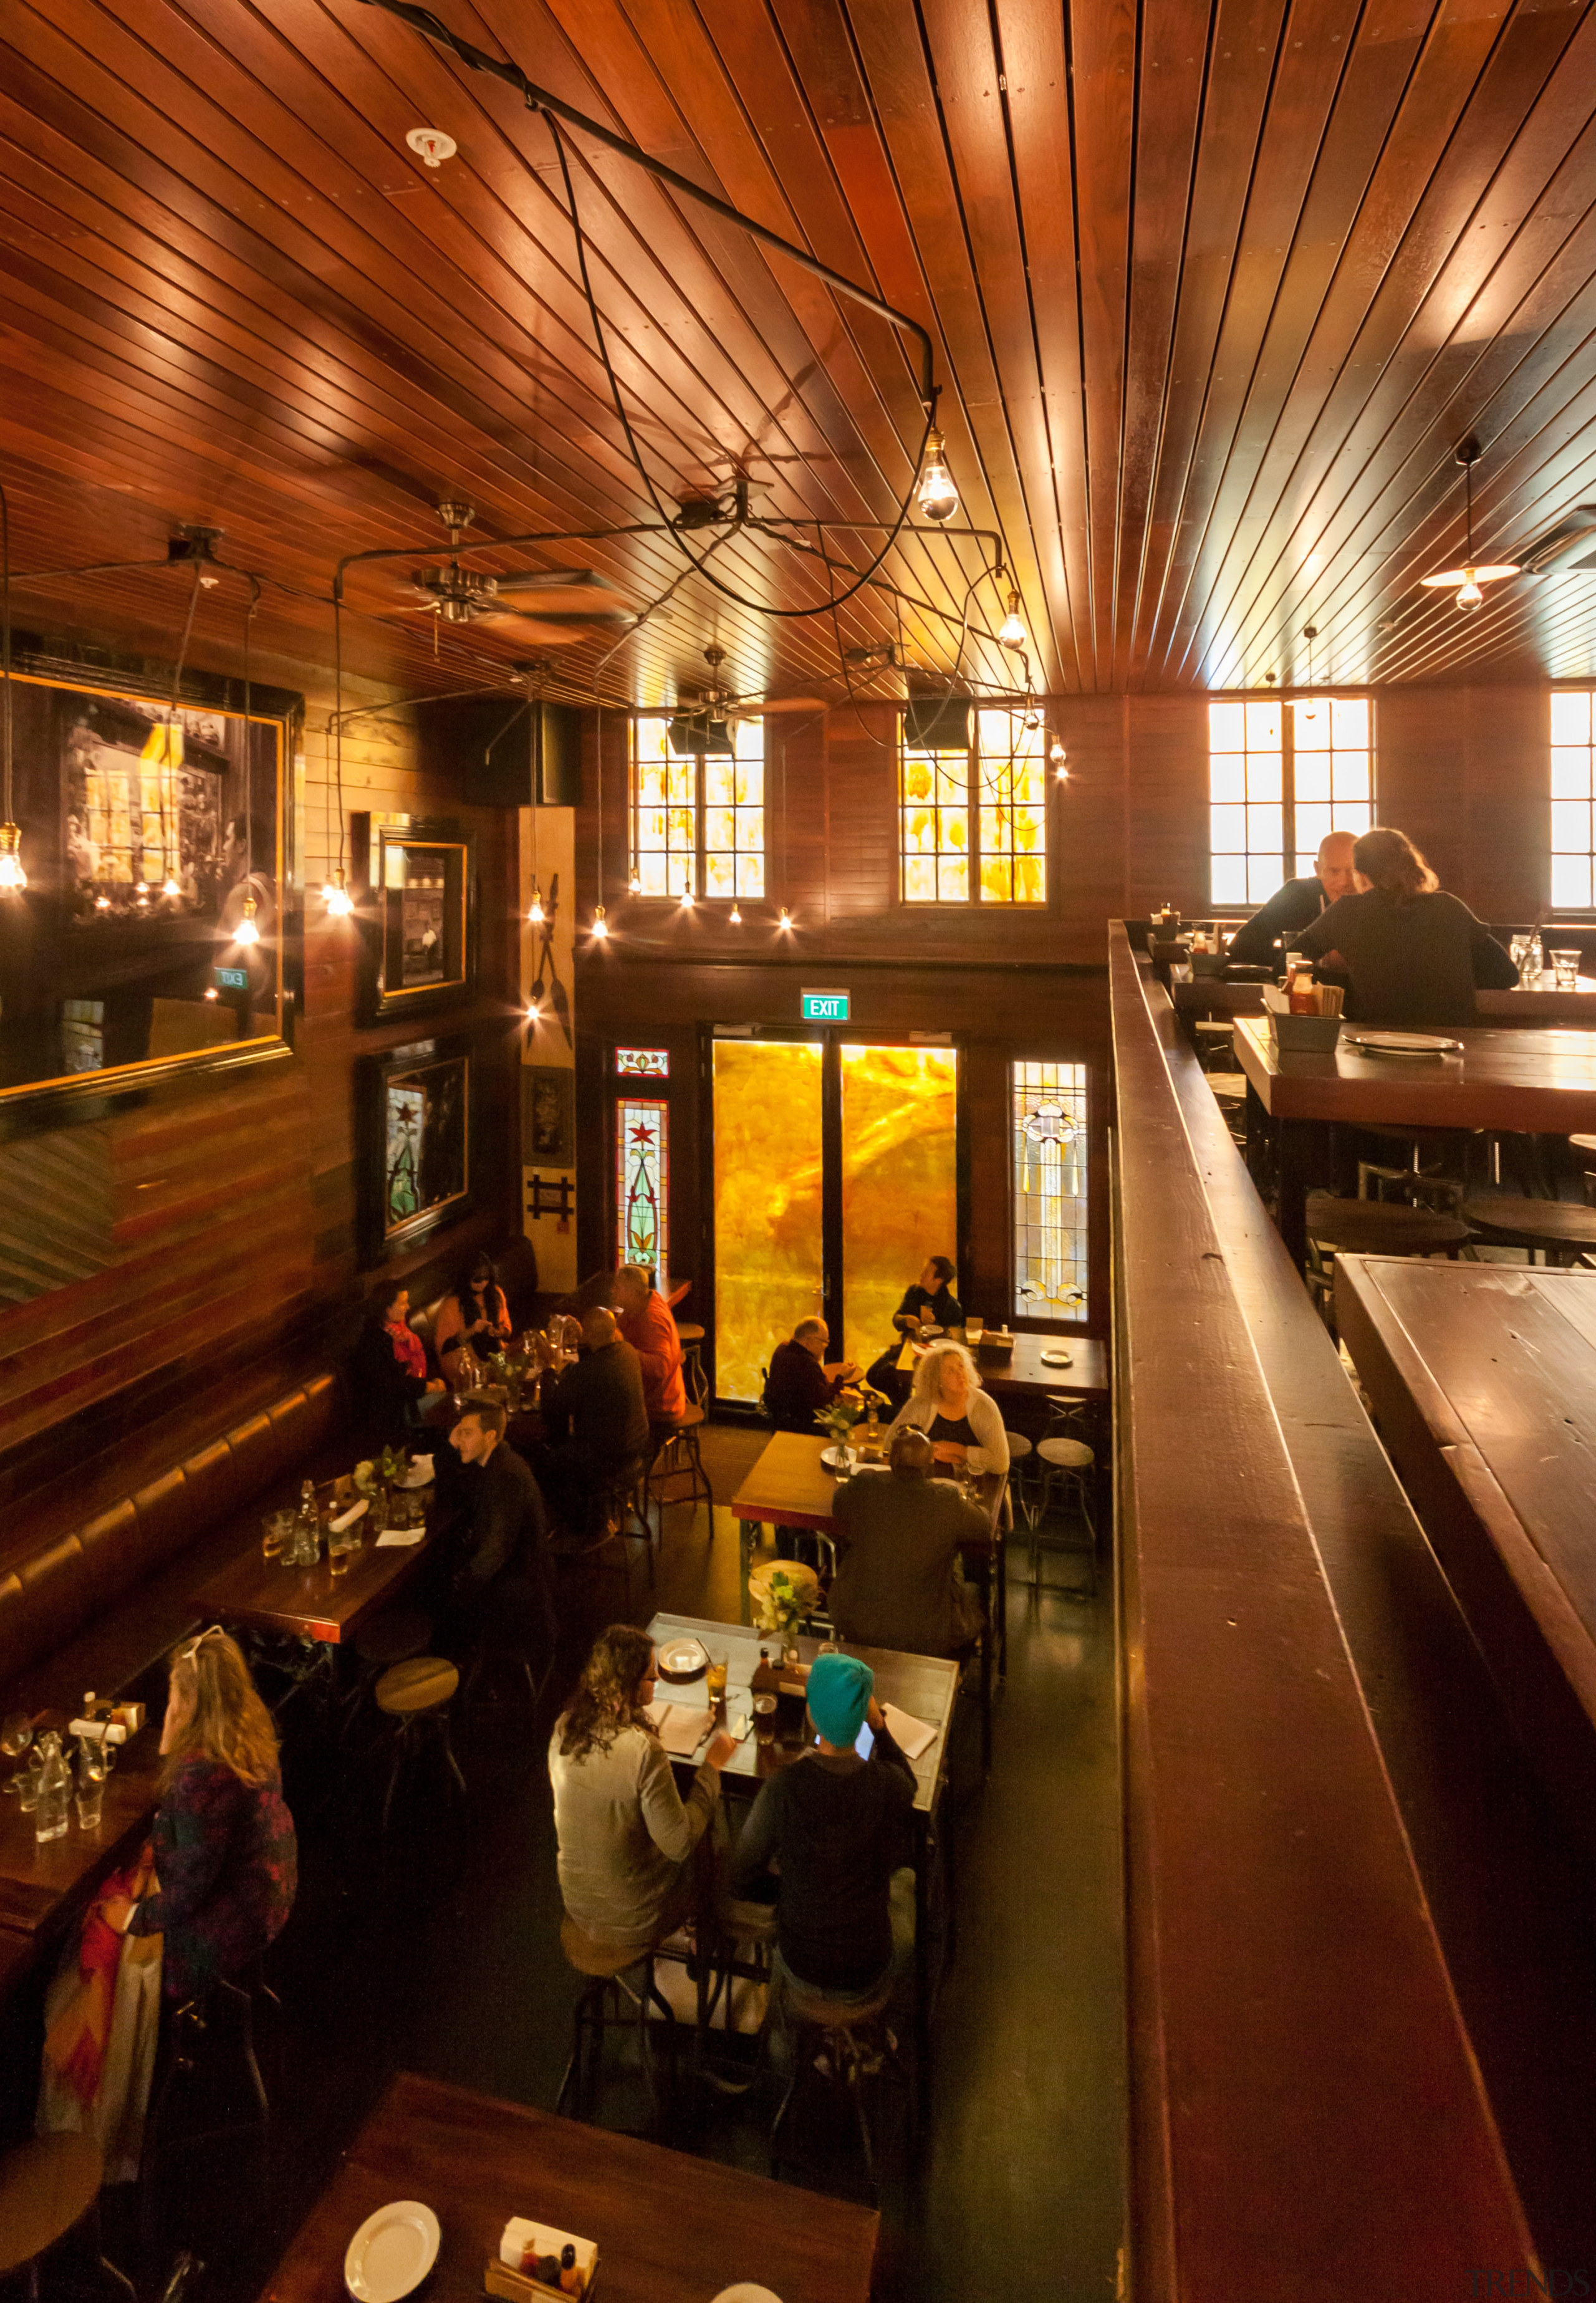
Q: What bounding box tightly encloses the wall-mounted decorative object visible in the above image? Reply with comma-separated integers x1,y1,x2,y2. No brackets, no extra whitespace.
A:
524,1065,575,1167
352,814,474,1024
360,1033,473,1262
0,654,296,1125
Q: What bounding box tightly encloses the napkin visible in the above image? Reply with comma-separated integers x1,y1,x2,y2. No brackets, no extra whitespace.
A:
645,1697,712,1756
403,1454,434,1489
329,1496,368,1535
881,1702,936,1761
374,1529,425,1548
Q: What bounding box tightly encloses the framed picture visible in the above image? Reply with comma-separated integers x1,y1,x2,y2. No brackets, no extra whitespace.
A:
524,1065,575,1166
0,650,297,1127
352,814,473,1023
360,1034,474,1262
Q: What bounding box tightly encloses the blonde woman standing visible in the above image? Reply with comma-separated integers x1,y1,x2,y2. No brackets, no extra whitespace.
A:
888,1339,1009,1474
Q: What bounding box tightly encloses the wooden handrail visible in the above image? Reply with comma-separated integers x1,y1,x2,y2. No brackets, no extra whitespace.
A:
1110,923,1536,2294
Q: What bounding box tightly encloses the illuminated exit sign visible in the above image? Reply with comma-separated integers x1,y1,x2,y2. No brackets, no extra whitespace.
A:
213,966,249,991
802,988,850,1022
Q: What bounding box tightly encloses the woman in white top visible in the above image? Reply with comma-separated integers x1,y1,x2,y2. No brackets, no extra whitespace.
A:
888,1340,1009,1473
549,1623,734,1948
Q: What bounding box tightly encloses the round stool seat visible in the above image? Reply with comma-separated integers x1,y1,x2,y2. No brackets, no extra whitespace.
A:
1003,1432,1034,1461
676,1323,705,1344
1207,1072,1247,1099
1304,1195,1471,1255
0,2135,102,2276
1038,1436,1094,1470
1569,1135,1596,1156
356,1607,433,1668
1461,1196,1596,1251
1194,1019,1233,1036
560,1914,651,1979
783,1971,894,2030
375,1656,458,1716
718,1896,779,1946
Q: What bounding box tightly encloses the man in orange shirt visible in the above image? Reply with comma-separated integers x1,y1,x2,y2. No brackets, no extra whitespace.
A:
612,1264,687,1424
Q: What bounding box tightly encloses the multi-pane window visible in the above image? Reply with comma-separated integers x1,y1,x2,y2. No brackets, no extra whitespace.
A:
1012,1060,1088,1322
630,717,764,900
1208,696,1373,906
901,709,1047,904
1550,691,1596,911
616,1095,668,1273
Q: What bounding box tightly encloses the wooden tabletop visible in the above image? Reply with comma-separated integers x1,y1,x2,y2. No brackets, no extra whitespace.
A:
730,1431,1002,1545
979,1329,1108,1400
0,1722,162,1935
645,1611,957,1815
191,1516,434,1645
1232,1015,1596,1130
256,2070,877,2303
1478,971,1596,1022
1171,978,1267,1015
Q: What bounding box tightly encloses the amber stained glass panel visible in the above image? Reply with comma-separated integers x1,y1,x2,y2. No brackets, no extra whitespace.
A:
840,1044,959,1369
712,1041,825,1402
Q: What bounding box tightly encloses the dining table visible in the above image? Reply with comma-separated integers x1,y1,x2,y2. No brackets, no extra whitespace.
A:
643,1608,958,2097
1477,970,1596,1022
0,1713,163,1959
191,1494,438,1647
1231,1015,1596,1262
256,2070,878,2303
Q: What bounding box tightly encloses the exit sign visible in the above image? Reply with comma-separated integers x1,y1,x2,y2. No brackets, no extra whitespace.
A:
802,987,850,1022
213,966,249,991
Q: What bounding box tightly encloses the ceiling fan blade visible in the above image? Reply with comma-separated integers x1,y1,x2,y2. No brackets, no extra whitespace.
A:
749,695,829,713
493,569,615,599
468,612,608,646
475,608,637,633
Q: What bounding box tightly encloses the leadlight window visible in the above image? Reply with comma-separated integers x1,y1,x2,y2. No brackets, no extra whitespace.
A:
1208,696,1373,906
616,1096,668,1274
900,710,1047,905
630,718,764,900
1011,1060,1088,1322
1550,691,1596,911
615,1047,669,1078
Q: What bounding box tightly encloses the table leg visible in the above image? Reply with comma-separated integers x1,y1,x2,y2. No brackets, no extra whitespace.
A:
913,1814,931,2118
997,1519,1009,1682
979,1580,994,1777
1277,1119,1311,1268
737,1521,761,1626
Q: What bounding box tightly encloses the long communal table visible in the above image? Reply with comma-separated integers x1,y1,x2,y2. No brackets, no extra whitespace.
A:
191,1513,435,1645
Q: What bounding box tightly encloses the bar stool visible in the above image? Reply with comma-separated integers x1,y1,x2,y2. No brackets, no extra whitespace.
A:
769,1967,908,2186
556,1916,678,2123
0,2136,134,2303
340,1606,433,1744
1003,1431,1036,1527
645,1406,713,1527
1193,1019,1234,1070
1570,1134,1596,1207
139,1963,275,2263
373,1656,466,1829
1031,1436,1097,1594
676,1324,708,1409
1459,1196,1596,1267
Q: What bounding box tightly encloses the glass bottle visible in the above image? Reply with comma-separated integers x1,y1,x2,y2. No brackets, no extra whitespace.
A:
296,1478,320,1567
34,1730,70,1844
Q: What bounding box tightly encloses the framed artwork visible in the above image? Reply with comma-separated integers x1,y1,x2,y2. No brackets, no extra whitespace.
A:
352,814,474,1023
360,1034,473,1262
0,651,297,1127
524,1065,575,1167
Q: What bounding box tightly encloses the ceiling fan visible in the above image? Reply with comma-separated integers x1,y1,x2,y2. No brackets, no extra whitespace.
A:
662,646,826,755
401,501,635,643
1420,438,1519,612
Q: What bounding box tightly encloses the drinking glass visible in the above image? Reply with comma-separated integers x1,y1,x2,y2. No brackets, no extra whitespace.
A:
75,1783,104,1831
261,1509,293,1560
1551,948,1581,991
706,1657,728,1703
17,1749,42,1811
966,1315,985,1342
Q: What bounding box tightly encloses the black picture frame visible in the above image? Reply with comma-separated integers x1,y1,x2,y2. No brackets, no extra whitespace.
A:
352,814,474,1024
523,1065,576,1167
360,1032,474,1264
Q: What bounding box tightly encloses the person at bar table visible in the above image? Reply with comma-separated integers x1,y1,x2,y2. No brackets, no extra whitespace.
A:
445,1397,556,1681
830,1425,988,1657
764,1317,862,1435
1224,830,1358,968
887,1339,1010,1474
864,1254,963,1399
433,1252,513,1388
1296,825,1517,1030
611,1263,686,1425
350,1281,447,1443
536,1305,650,1530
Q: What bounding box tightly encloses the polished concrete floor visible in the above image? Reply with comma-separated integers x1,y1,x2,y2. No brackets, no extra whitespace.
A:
128,1428,1127,2303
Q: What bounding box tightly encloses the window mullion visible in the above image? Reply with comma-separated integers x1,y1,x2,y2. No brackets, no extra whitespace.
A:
1282,707,1297,880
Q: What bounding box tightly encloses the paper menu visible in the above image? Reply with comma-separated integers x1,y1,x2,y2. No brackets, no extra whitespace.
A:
645,1696,712,1756
881,1702,936,1761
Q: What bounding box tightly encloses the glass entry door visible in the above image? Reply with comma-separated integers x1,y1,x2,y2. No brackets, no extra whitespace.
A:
711,1034,961,1402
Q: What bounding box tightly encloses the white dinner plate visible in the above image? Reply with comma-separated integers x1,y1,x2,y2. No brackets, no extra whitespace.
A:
1039,1348,1074,1367
344,2202,440,2303
1344,1030,1461,1057
820,1444,853,1470
655,1635,708,1681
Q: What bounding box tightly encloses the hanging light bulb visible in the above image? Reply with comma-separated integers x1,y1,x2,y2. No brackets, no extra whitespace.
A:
1456,567,1484,612
527,881,545,925
0,823,27,892
628,862,642,894
233,894,261,947
778,905,793,930
1052,740,1070,782
679,883,695,910
589,905,609,940
163,870,180,897
998,591,1027,650
916,427,959,524
323,868,353,918
729,900,743,925
526,989,542,1019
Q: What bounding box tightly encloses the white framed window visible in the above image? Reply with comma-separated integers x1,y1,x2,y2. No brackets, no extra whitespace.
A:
1550,690,1596,912
1208,695,1373,906
630,717,764,900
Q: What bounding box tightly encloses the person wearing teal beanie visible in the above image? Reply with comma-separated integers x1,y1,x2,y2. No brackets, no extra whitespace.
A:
805,1652,875,1748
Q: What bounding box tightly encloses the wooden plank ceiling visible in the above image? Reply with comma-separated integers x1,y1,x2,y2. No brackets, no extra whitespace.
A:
2,0,1596,707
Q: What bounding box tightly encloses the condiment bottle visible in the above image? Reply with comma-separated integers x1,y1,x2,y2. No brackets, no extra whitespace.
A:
1288,964,1317,1015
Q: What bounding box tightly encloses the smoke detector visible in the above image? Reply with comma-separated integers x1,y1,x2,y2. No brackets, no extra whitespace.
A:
406,128,458,169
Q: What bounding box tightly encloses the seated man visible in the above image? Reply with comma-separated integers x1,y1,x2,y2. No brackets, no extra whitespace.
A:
764,1317,860,1434
865,1254,963,1402
730,1652,916,2010
1224,829,1357,969
612,1263,687,1425
829,1425,988,1657
537,1305,650,1533
446,1397,556,1673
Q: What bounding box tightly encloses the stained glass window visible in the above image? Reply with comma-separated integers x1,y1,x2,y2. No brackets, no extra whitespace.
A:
630,717,763,900
1550,690,1596,911
615,1047,669,1078
900,711,1046,903
1012,1060,1088,1322
616,1097,668,1274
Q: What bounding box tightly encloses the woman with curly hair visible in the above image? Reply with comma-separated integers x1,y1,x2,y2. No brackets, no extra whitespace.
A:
549,1624,734,1948
888,1339,1011,1474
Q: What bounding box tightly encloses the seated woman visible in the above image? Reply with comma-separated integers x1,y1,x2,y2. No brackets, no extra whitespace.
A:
549,1624,734,1950
865,1254,963,1399
888,1339,1010,1475
433,1252,514,1388
1297,825,1517,1030
764,1317,861,1434
350,1281,446,1441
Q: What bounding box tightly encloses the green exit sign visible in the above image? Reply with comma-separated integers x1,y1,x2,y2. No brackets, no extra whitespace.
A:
213,966,249,991
802,988,850,1022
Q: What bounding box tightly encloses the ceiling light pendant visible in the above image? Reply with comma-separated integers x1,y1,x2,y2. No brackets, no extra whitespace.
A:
916,428,959,525
0,822,26,893
1420,438,1519,612
527,881,545,925
233,895,261,947
999,591,1027,650
1456,567,1484,613
589,905,609,940
323,868,353,918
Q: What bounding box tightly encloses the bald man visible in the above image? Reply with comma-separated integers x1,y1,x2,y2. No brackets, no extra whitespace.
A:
1225,832,1358,969
537,1303,650,1533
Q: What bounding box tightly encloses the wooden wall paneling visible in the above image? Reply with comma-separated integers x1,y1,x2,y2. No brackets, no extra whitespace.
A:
1125,695,1208,921
1054,696,1130,963
1466,684,1547,926
0,1124,116,1309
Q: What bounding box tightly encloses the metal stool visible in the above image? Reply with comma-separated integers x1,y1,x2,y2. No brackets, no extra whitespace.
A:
1459,1195,1596,1267
645,1405,713,1526
1003,1431,1035,1526
138,1964,274,2267
373,1656,466,1829
340,1607,433,1744
1194,1019,1235,1070
556,1915,678,2123
0,2137,134,2303
1031,1436,1097,1592
769,1968,908,2186
676,1324,708,1409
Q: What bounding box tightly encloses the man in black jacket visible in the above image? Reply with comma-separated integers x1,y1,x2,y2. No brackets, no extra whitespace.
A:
764,1317,860,1433
446,1397,555,1671
536,1306,650,1535
1225,830,1357,968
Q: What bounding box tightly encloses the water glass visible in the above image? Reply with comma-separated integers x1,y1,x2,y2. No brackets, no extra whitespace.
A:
16,1750,42,1811
75,1782,104,1832
261,1509,293,1560
1519,931,1544,987
1551,948,1581,991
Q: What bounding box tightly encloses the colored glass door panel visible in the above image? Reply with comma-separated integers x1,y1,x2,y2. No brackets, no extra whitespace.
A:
839,1044,959,1372
712,1041,825,1403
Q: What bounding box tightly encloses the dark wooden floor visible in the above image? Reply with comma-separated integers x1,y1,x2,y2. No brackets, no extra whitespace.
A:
103,1425,1125,2303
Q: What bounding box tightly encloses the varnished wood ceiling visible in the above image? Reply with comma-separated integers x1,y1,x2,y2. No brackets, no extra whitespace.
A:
3,0,1596,706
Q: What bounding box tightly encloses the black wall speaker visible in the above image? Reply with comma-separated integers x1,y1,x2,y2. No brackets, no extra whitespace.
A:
902,697,971,750
435,699,584,808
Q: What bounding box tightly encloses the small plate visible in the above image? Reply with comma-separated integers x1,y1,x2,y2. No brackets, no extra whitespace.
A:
655,1636,709,1683
344,2202,440,2303
919,1325,943,1340
1039,1349,1074,1367
820,1444,853,1470
1344,1030,1461,1057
